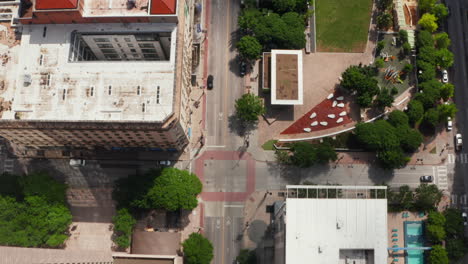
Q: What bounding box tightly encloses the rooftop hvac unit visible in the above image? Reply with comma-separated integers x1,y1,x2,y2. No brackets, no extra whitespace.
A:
127,0,136,9
23,74,31,86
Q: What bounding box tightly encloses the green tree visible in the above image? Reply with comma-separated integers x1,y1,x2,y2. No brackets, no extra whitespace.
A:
414,85,440,109
427,224,446,243
418,46,438,65
315,142,338,164
434,32,451,49
235,93,266,122
0,173,22,199
375,58,385,68
182,233,214,264
435,48,454,68
375,88,394,109
417,60,436,82
406,100,424,124
414,184,442,212
112,208,136,249
237,36,262,60
428,211,446,226
416,30,434,48
440,83,454,101
355,120,399,151
377,13,393,30
289,142,316,168
419,0,436,13
399,30,409,44
236,249,257,264
281,12,307,49
402,42,412,55
377,148,409,170
437,103,457,121
272,0,296,13
393,185,414,211
424,108,440,127
275,150,291,165
377,40,385,54
432,3,449,21
429,245,449,264
20,172,68,205
137,168,202,211
446,239,466,261
253,13,287,47
418,13,438,32
238,8,262,31
377,0,393,11
444,208,464,238
388,110,409,127
398,126,423,152
340,65,379,108
403,63,413,73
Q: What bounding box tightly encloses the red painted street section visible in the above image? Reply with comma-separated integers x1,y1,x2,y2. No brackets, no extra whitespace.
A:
195,151,256,202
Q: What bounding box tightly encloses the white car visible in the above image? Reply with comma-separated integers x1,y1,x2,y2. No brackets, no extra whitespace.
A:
159,160,171,166
447,117,453,131
463,212,467,226
442,70,449,83
455,133,463,151
69,159,85,167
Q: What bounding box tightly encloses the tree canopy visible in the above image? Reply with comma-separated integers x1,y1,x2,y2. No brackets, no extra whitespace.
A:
432,3,449,21
419,0,436,13
388,110,409,127
418,13,438,33
182,233,214,264
444,208,464,238
143,168,202,211
355,121,399,151
413,184,442,212
406,100,424,124
112,208,136,249
398,126,423,153
440,83,455,101
437,103,457,121
235,93,266,122
237,36,262,60
435,48,454,68
290,142,337,168
340,65,379,108
416,30,434,48
236,249,257,264
434,32,451,49
429,245,449,264
417,60,436,82
374,88,394,109
423,108,440,127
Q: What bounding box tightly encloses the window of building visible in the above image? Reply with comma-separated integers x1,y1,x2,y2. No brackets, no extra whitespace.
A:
101,49,117,54
124,37,132,42
156,86,160,104
137,86,141,95
138,43,154,48
94,38,110,42
128,43,134,48
97,44,113,48
141,48,157,53
130,49,137,53
144,53,159,59
105,54,120,60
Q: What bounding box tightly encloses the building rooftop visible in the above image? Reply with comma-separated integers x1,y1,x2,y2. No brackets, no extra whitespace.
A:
150,0,176,15
35,0,78,10
3,23,177,122
270,50,303,105
285,185,388,264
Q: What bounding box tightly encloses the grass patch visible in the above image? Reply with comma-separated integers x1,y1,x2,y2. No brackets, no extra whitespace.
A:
315,0,373,52
262,139,278,150
430,147,437,154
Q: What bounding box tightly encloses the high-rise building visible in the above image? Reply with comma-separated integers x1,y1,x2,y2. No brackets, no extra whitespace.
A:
0,0,197,157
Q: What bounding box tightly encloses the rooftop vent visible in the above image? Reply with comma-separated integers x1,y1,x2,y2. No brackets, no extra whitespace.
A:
127,0,136,9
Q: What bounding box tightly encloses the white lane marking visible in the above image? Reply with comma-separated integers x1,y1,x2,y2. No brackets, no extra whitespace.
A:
224,204,244,208
206,145,226,148
448,154,455,164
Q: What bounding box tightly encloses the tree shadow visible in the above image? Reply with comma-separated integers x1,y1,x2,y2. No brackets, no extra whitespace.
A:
368,160,396,184
228,114,258,137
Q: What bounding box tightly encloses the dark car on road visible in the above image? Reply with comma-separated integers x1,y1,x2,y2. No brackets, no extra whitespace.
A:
207,75,214,90
240,61,247,76
420,175,433,183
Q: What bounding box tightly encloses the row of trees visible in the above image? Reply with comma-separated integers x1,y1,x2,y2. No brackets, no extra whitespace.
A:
236,1,309,60
388,184,442,212
354,110,423,169
426,209,467,263
275,141,338,168
418,0,449,33
376,0,394,30
0,172,72,248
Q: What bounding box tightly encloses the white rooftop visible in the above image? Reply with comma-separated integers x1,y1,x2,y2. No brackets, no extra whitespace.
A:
285,185,388,264
4,23,177,122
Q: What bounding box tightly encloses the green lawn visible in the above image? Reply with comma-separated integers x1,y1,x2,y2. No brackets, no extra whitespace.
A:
262,139,278,151
315,0,373,52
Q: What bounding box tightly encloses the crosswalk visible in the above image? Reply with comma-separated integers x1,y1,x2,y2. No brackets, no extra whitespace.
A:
448,153,468,164
436,166,448,190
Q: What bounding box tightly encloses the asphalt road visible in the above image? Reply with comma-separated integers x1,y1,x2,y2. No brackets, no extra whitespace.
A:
447,0,468,202
204,0,245,263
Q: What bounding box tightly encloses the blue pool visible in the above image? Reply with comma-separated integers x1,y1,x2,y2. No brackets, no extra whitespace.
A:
404,221,425,264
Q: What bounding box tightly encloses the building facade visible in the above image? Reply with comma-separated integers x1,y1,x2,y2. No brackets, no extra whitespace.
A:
0,0,196,157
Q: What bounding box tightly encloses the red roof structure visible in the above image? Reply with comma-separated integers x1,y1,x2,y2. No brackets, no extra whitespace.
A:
150,0,176,14
36,0,78,10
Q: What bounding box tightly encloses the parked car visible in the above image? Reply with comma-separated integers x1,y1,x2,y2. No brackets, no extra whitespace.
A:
420,175,434,183
239,61,247,76
463,212,467,226
207,75,214,90
159,160,171,166
70,159,85,167
442,70,449,83
455,133,463,151
447,117,453,131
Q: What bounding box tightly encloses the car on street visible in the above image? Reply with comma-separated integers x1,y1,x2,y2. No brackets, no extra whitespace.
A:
442,70,449,83
70,159,85,167
207,75,214,90
239,61,247,76
159,160,171,166
447,117,453,131
455,133,463,151
420,175,434,183
463,212,467,226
